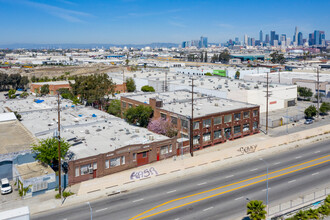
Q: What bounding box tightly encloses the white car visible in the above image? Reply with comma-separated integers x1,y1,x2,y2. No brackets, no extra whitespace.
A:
1,178,12,195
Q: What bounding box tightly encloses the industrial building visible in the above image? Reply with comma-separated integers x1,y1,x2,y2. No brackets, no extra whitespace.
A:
121,90,260,152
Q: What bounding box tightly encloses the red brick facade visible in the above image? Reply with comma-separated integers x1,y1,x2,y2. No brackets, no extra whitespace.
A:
30,83,71,95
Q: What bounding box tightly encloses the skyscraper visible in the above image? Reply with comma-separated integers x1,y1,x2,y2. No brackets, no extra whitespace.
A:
298,32,303,46
244,34,248,46
309,33,314,46
265,34,270,44
259,30,263,43
270,31,276,46
293,26,298,45
314,30,320,45
320,31,325,46
200,36,208,48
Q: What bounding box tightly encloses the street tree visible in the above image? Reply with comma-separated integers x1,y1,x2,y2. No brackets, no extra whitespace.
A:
297,87,313,100
107,99,121,117
141,85,155,92
270,51,286,64
319,102,330,115
246,200,267,220
235,70,240,79
148,118,178,138
124,105,153,127
19,76,29,89
32,137,71,171
304,105,317,118
125,77,136,92
8,89,16,99
40,84,50,95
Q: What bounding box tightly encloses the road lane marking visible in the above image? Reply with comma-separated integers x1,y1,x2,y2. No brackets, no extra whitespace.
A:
312,172,319,176
130,155,330,220
197,182,207,186
203,207,214,211
133,198,144,203
288,180,296,183
225,175,234,178
315,151,321,153
234,197,243,200
295,156,302,159
167,190,177,194
273,162,281,165
95,208,108,212
262,188,271,191
250,168,258,171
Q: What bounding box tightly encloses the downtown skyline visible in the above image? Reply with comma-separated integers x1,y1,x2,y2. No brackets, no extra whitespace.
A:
0,0,329,45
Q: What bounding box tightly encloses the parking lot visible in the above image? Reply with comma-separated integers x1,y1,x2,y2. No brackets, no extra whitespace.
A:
0,180,21,204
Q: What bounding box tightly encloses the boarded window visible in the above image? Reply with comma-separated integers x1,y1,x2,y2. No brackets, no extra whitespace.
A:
32,181,48,192
203,119,211,128
214,116,222,125
224,114,232,123
110,157,121,167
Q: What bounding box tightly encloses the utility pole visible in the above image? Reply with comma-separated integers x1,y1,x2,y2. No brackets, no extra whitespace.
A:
122,70,125,93
266,72,269,134
164,70,168,92
278,69,280,84
57,93,62,198
190,77,194,157
317,67,320,118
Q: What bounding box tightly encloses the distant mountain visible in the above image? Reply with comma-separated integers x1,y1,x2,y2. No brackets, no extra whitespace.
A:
0,42,179,49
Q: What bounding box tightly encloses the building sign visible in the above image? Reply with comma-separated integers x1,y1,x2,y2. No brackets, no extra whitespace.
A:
270,101,277,105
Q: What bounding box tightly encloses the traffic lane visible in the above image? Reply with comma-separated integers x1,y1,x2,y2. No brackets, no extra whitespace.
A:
131,159,330,220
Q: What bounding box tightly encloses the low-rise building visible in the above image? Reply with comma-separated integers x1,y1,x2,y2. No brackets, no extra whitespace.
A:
30,81,71,95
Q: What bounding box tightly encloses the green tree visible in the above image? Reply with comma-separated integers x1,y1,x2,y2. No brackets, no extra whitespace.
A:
19,76,29,89
318,204,330,217
298,87,313,100
246,200,267,220
126,77,136,92
218,50,231,63
141,85,155,92
304,105,317,118
124,105,153,127
13,111,22,121
19,92,29,98
107,99,121,117
211,54,219,63
32,137,71,170
319,102,330,114
205,72,212,76
306,208,320,219
270,51,286,64
294,210,308,220
8,89,16,99
40,84,50,95
235,70,240,79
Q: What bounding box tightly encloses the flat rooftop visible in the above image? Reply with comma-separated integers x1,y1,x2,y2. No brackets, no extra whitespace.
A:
123,90,257,118
16,161,55,180
13,98,169,160
30,81,72,86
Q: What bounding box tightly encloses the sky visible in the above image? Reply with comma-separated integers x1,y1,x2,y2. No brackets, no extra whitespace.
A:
0,0,329,45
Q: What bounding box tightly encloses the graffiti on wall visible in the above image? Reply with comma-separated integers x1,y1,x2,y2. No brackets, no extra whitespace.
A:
130,167,158,180
238,144,257,154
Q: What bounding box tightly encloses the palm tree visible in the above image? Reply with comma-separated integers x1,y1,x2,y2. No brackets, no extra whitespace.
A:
294,210,308,220
306,208,319,219
318,204,330,218
246,200,267,220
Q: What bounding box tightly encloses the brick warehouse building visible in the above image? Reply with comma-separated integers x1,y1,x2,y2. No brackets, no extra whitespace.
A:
121,90,260,153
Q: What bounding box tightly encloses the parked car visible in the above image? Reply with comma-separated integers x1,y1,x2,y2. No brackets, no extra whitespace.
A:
0,178,12,195
304,119,313,125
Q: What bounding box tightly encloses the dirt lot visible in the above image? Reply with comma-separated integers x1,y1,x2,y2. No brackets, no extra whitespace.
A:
0,64,123,79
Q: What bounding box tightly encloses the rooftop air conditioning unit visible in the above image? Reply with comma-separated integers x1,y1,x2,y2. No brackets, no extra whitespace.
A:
135,128,140,133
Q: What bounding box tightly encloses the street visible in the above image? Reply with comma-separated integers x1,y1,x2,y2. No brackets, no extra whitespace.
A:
33,139,330,220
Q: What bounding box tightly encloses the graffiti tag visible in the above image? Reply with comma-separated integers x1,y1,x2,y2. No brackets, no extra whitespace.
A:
130,167,158,180
239,144,257,154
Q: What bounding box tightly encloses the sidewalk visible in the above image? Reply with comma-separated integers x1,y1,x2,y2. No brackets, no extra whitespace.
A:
0,124,329,215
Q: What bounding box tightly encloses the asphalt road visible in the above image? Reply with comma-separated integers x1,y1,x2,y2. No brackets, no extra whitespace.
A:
33,139,330,220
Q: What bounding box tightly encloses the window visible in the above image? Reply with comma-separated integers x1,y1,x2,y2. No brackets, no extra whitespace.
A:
253,121,258,130
121,156,125,165
122,102,126,108
171,116,177,125
133,153,136,161
75,166,80,177
160,113,167,120
105,160,109,169
128,103,133,108
243,111,250,119
234,125,241,134
193,136,200,145
180,133,188,139
253,110,258,117
142,152,147,158
169,144,172,153
243,123,250,132
214,130,222,139
224,114,232,123
110,157,121,167
80,164,91,175
160,146,169,155
32,181,48,192
193,121,200,130
203,133,211,142
214,116,222,125
203,119,211,128
181,119,188,129
93,162,97,170
234,113,241,121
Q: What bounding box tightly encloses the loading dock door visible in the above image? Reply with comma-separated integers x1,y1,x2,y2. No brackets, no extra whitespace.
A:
0,161,13,180
137,151,149,166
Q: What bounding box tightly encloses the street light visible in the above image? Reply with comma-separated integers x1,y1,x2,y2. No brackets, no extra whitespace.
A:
259,158,269,218
86,202,92,220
